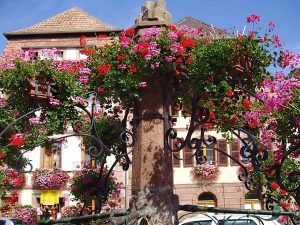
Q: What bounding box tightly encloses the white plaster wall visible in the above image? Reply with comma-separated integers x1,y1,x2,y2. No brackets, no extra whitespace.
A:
19,189,33,206
61,137,82,171
79,53,88,60
23,146,41,170
64,49,79,60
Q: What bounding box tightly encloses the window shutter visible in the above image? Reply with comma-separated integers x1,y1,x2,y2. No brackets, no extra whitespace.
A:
217,139,228,166
183,147,194,167
230,139,240,166
173,151,180,167
41,146,52,169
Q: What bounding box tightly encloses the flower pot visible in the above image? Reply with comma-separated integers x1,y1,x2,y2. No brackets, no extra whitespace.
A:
29,77,55,100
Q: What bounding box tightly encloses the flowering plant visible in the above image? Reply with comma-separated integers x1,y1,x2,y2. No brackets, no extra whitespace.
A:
32,169,69,190
70,166,121,205
0,49,89,144
0,168,25,206
0,168,26,189
13,205,37,225
191,163,220,181
61,205,90,218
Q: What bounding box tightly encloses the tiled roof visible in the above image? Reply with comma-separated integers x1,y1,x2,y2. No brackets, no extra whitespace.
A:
176,16,231,37
4,7,122,36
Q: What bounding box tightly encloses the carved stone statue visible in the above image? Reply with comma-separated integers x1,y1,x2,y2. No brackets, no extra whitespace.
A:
135,0,172,24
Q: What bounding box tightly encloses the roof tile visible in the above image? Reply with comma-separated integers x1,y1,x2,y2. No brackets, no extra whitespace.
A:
5,7,122,36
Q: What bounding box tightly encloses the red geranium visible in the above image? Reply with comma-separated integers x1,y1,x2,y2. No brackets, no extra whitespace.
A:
98,87,106,94
246,14,261,23
79,35,87,46
117,54,126,61
270,182,279,190
128,65,138,73
124,28,135,36
136,41,150,57
242,98,251,109
80,48,95,55
226,89,234,97
97,64,112,75
280,201,291,209
181,37,196,48
9,133,25,147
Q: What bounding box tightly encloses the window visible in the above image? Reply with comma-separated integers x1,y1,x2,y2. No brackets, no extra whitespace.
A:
217,139,228,166
172,140,181,167
41,143,62,169
198,192,217,207
202,142,215,165
230,139,240,166
173,151,181,167
245,190,261,210
56,50,64,60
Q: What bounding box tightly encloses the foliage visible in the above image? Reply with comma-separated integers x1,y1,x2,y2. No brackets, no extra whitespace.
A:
70,166,121,205
61,205,90,217
32,168,69,190
191,163,220,181
0,168,25,206
0,13,299,218
84,114,124,152
0,49,90,168
13,205,37,225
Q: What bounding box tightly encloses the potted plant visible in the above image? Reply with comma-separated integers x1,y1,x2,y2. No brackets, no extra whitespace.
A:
191,163,220,182
32,169,69,190
13,205,37,225
70,166,121,206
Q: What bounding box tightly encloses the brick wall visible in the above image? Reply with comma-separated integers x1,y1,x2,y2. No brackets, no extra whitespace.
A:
4,36,116,51
174,182,246,208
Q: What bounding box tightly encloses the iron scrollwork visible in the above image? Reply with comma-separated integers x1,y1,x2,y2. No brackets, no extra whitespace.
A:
165,72,300,210
0,91,135,212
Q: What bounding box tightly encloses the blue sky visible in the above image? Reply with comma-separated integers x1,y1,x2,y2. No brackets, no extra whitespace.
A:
0,0,299,55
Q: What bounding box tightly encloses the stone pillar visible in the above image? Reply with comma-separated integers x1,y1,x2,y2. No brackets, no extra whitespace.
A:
131,2,174,223
131,74,174,224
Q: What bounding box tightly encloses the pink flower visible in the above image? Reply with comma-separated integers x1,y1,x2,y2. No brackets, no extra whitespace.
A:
246,14,261,23
117,64,127,70
120,36,132,48
0,98,7,106
295,117,300,129
139,81,147,88
268,21,276,30
165,55,176,62
79,75,89,84
79,67,91,75
49,98,60,106
75,97,85,105
29,117,43,125
271,34,282,48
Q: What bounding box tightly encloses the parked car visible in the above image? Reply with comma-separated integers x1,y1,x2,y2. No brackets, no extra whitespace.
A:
179,214,282,225
0,218,24,225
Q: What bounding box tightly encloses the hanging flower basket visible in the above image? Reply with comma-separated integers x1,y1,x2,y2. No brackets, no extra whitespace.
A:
29,77,55,100
191,163,220,182
32,169,69,190
70,167,121,204
13,206,37,225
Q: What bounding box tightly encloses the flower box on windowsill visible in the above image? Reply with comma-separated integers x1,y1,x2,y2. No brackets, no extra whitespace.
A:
29,77,55,100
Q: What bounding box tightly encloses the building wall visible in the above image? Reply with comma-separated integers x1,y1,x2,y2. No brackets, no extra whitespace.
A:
4,36,115,52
